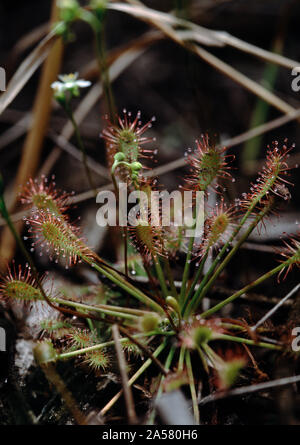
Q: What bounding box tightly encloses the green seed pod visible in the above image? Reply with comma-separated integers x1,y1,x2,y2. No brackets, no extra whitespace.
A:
166,296,180,315
58,0,80,23
131,162,143,172
140,313,160,332
114,152,126,162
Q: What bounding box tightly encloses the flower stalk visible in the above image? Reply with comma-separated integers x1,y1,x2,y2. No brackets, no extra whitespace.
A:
200,260,296,319
184,199,274,316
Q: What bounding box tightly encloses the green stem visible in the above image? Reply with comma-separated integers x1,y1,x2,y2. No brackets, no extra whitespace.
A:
181,251,207,315
200,262,287,319
59,289,154,316
179,234,194,305
178,345,186,372
202,344,224,368
52,296,139,321
185,202,272,316
214,334,282,350
86,318,94,332
186,350,200,424
84,257,164,314
111,168,130,277
81,7,116,121
148,344,176,424
197,346,209,373
95,24,116,121
183,168,282,317
163,258,178,300
220,322,246,332
57,331,169,361
93,304,153,316
100,340,167,416
180,201,202,306
153,255,169,298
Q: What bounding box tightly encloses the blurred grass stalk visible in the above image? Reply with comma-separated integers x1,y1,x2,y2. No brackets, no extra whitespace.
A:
242,2,292,172
0,0,63,270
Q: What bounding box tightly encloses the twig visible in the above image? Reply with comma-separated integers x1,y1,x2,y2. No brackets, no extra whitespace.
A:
0,31,58,115
121,1,298,116
48,130,110,179
117,1,300,68
251,284,300,332
112,324,138,424
10,23,49,61
0,0,63,268
57,331,162,361
0,100,293,213
100,341,166,416
199,374,300,406
149,344,176,424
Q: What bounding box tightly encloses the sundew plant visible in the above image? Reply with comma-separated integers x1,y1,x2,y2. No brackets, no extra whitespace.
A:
1,117,299,423
0,0,300,426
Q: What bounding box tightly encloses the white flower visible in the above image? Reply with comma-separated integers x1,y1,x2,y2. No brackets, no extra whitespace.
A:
51,73,91,98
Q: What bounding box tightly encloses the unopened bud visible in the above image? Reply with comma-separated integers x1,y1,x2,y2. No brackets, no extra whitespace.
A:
114,152,126,162
140,313,160,332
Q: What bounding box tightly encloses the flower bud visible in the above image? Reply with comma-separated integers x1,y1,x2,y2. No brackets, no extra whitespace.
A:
114,152,126,162
166,296,180,315
140,313,160,332
131,162,143,172
58,0,80,23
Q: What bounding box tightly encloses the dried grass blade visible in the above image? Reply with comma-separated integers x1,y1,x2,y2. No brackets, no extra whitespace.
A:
0,31,58,115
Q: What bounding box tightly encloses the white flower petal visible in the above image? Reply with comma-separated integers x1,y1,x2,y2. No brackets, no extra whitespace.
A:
77,80,92,88
51,81,64,91
64,81,76,89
